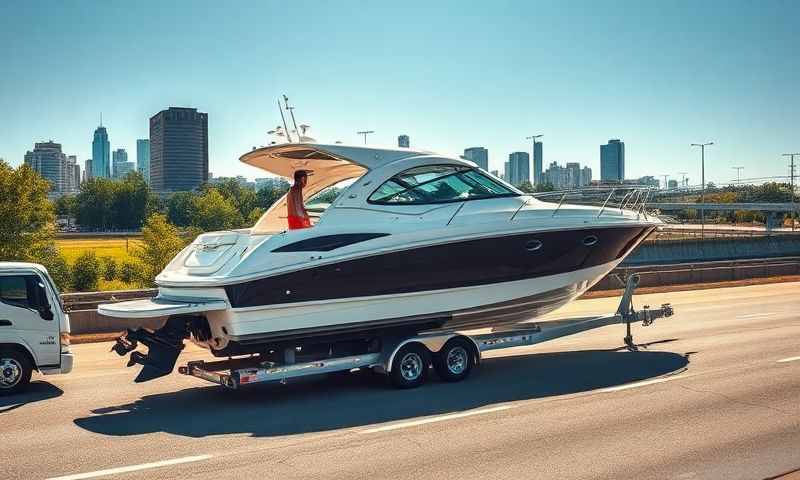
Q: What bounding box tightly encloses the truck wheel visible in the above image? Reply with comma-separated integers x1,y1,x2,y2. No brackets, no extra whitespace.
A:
433,337,474,382
389,343,430,389
0,349,33,395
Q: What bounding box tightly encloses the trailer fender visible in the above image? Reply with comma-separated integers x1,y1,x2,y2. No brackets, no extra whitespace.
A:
383,333,480,373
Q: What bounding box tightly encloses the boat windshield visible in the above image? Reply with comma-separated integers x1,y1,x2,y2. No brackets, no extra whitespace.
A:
305,178,358,214
368,165,519,205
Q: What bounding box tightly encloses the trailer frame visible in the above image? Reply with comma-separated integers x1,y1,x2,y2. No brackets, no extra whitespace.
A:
178,275,673,390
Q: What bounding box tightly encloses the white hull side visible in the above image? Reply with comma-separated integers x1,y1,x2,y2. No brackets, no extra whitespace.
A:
203,258,622,347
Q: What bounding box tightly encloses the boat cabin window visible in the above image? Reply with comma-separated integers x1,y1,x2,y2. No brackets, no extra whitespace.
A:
368,165,518,205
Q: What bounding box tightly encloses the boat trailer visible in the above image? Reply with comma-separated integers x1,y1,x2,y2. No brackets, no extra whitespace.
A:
177,274,674,390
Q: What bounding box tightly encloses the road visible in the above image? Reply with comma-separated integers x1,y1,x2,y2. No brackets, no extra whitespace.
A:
2,282,799,480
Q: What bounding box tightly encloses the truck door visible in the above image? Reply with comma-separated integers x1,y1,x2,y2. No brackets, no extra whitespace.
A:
0,274,60,368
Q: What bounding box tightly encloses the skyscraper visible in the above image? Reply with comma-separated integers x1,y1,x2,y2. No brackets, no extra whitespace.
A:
112,148,128,178
600,139,625,182
565,162,581,189
66,155,79,192
463,147,489,171
92,126,110,178
150,107,209,192
136,139,150,183
398,135,410,148
533,141,543,186
580,166,592,186
84,159,93,182
508,152,530,186
24,141,66,192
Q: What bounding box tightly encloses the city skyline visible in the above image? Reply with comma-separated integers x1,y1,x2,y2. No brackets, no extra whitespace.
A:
1,2,798,185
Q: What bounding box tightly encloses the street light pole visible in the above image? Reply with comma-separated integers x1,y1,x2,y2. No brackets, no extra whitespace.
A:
357,130,375,145
660,174,669,190
691,142,714,239
782,153,799,231
732,166,744,184
677,172,688,189
525,134,543,186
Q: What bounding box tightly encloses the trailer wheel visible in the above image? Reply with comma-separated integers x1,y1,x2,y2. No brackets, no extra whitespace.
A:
0,348,33,395
433,337,474,382
389,343,430,389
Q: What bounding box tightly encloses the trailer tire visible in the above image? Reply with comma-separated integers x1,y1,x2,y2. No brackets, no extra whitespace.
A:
389,343,430,389
433,337,474,382
0,348,33,395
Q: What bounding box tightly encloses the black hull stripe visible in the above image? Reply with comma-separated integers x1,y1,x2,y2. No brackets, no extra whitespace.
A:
226,225,653,308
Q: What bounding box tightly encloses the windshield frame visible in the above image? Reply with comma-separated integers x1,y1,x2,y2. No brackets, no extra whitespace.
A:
367,165,521,206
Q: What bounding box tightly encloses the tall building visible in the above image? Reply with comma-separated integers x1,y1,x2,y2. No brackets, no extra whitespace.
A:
398,135,410,148
565,162,581,189
600,139,625,182
463,147,489,171
112,148,128,178
24,141,67,192
508,152,530,186
136,139,150,183
92,126,110,178
580,166,592,186
150,107,209,192
503,161,511,181
65,155,80,192
84,159,93,182
533,141,543,186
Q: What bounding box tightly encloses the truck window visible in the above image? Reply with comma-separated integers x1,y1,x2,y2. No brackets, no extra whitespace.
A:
0,275,48,312
0,276,31,309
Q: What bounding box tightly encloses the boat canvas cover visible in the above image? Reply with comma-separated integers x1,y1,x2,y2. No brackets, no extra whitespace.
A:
240,143,427,234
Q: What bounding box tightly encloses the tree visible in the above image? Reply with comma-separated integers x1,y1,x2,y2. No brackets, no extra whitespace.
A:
111,172,150,230
192,189,243,231
72,251,101,292
166,191,198,227
34,244,71,292
517,181,535,193
131,214,186,287
100,256,117,281
256,183,290,210
54,195,77,218
535,182,555,193
75,177,116,230
119,261,140,284
208,178,258,220
0,160,55,261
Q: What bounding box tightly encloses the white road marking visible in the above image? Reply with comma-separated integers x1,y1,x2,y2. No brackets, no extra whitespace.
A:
736,312,777,319
46,455,213,480
599,374,687,393
359,405,513,434
777,356,800,363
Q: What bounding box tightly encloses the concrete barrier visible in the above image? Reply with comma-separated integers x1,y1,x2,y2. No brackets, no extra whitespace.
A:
626,235,800,265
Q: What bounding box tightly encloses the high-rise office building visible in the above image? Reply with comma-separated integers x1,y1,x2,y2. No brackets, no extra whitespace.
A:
503,161,511,181
136,139,150,183
150,107,209,192
565,162,580,189
508,152,530,186
84,159,93,182
600,139,625,182
24,141,67,192
533,141,543,186
92,126,110,178
65,155,80,192
580,166,592,186
112,148,128,178
398,135,410,148
463,147,489,171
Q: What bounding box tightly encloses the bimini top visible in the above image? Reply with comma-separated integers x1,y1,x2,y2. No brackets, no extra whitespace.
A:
240,143,437,234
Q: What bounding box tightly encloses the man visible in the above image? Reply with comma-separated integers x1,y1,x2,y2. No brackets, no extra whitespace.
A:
287,170,312,229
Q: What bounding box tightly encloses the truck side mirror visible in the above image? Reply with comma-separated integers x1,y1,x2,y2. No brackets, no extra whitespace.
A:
39,305,54,321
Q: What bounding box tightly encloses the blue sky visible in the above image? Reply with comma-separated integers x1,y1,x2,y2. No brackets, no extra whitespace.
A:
1,1,798,185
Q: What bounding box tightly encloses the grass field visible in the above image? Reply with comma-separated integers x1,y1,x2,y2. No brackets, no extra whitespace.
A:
55,236,144,290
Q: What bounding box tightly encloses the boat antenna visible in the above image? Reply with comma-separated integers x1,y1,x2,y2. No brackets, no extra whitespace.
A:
283,95,301,141
277,98,293,143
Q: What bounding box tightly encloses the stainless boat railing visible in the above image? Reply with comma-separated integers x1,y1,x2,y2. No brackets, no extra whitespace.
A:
533,186,659,219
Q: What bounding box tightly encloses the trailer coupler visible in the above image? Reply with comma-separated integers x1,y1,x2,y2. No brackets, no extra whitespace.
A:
111,317,188,382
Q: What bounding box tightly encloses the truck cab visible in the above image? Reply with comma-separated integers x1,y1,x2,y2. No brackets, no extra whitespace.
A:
0,262,73,394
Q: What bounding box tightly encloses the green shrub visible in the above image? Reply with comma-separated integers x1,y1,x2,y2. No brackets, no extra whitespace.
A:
72,251,101,292
33,244,71,292
119,261,139,284
101,256,117,281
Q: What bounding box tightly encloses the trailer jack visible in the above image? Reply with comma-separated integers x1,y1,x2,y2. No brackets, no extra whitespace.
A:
616,274,673,351
111,317,188,382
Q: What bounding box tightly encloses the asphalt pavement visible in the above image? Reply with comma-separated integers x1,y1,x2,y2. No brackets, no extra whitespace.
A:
2,282,799,480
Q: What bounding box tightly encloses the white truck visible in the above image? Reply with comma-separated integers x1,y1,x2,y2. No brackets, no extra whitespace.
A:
0,262,73,394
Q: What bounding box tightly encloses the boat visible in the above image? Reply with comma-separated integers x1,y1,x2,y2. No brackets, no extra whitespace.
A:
101,141,660,382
